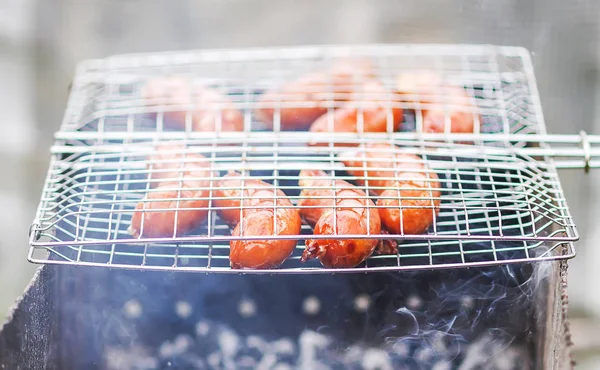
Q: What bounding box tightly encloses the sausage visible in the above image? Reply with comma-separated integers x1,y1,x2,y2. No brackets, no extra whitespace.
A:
394,71,479,135
213,172,302,269
421,88,478,135
146,143,212,187
255,58,375,131
129,144,213,238
297,169,381,268
377,171,442,235
191,86,245,133
339,142,441,239
141,76,192,125
128,184,210,238
375,228,399,255
141,76,244,132
338,142,426,196
212,172,292,227
308,80,403,145
395,71,445,105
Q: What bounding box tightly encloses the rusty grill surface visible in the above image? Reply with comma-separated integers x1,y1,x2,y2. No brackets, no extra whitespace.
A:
28,44,578,273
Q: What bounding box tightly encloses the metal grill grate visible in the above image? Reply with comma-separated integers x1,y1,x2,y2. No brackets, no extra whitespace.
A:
28,44,584,273
57,44,541,141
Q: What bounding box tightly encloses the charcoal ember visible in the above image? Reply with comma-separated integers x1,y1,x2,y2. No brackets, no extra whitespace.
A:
191,320,226,357
271,364,294,370
458,333,531,370
358,348,395,370
293,332,393,370
268,338,297,365
105,344,159,370
159,334,194,358
157,354,207,369
193,322,244,369
105,322,530,369
243,335,296,369
158,334,209,369
296,330,338,369
231,341,263,367
384,337,455,370
431,362,452,370
233,356,259,370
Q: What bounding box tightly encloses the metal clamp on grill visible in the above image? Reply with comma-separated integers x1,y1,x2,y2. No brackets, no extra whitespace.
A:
580,130,592,173
27,44,599,274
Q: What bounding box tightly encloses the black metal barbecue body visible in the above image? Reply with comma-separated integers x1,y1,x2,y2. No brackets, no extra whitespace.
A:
0,260,571,370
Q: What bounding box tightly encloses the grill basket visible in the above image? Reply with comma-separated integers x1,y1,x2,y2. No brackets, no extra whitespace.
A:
28,44,597,274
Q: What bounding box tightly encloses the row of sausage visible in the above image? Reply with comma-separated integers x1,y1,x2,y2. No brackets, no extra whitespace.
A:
141,57,479,136
127,142,441,270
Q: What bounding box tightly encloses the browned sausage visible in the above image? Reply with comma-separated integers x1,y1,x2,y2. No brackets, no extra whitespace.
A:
338,142,425,195
395,71,445,105
395,71,479,135
421,88,478,135
375,228,399,255
128,184,210,238
146,143,212,187
213,172,302,269
141,76,192,125
255,58,375,131
308,80,403,146
191,86,245,133
141,76,244,132
129,144,213,238
297,169,381,268
212,172,291,227
339,142,441,239
377,172,442,235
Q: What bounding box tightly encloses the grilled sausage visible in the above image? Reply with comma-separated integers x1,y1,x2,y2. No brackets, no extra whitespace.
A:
377,171,442,235
395,71,479,135
308,80,403,145
213,172,302,269
129,144,213,238
338,142,426,196
141,76,244,132
395,71,445,105
146,143,212,187
255,58,375,131
297,169,381,268
375,228,399,255
129,184,210,238
339,142,441,238
191,86,245,133
421,88,478,135
141,76,192,125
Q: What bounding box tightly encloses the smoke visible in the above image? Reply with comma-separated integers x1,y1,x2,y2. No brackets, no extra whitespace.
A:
77,254,552,370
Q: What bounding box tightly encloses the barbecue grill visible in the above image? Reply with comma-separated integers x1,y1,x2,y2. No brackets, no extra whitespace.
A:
3,44,597,369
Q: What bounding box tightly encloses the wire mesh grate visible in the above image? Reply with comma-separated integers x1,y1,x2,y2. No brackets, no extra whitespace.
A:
56,44,541,143
28,44,578,273
30,140,576,272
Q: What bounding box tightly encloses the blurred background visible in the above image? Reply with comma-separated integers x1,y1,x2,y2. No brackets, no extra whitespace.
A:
0,0,598,366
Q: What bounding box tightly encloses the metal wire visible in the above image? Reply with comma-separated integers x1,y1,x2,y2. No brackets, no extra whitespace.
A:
29,141,578,271
28,43,587,273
